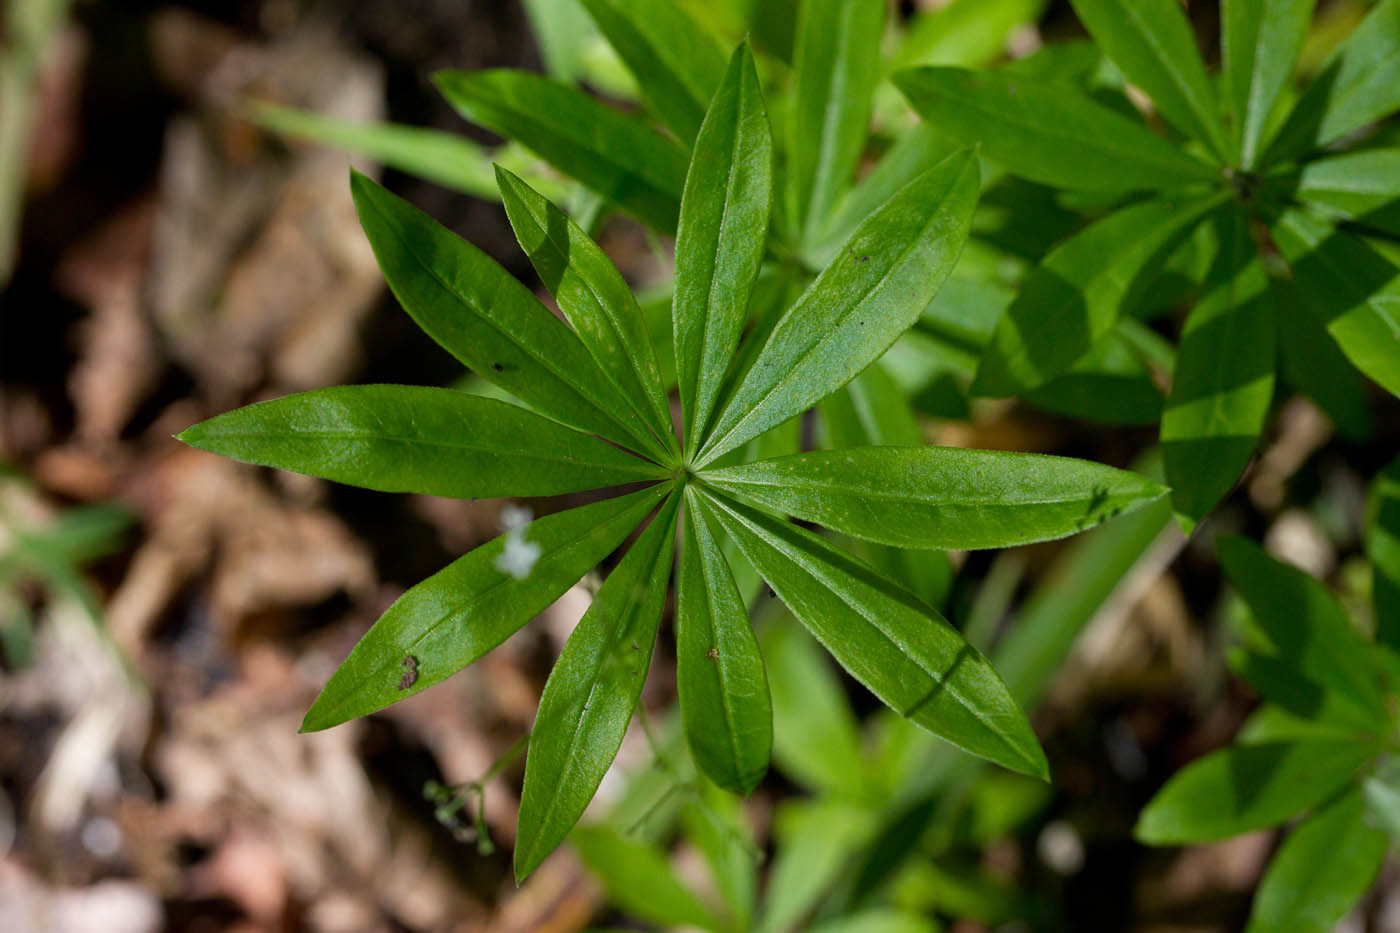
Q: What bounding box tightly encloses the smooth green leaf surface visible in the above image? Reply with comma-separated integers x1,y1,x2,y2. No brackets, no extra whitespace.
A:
435,69,688,232
349,171,662,458
758,800,877,933
894,0,1045,70
570,824,718,929
178,386,665,498
1161,206,1275,523
1136,740,1375,843
1363,773,1400,847
699,151,979,465
520,0,593,82
673,42,773,452
1295,148,1400,237
1265,0,1400,162
703,445,1166,550
894,67,1219,192
1246,788,1387,933
974,195,1220,397
1269,208,1400,397
1369,454,1400,652
677,489,772,795
495,167,674,452
786,0,885,239
703,492,1048,779
1222,0,1317,168
302,485,667,732
515,490,680,880
1275,275,1373,440
1219,536,1388,722
1229,649,1388,735
759,609,866,796
577,0,726,144
1236,704,1369,746
1069,0,1227,161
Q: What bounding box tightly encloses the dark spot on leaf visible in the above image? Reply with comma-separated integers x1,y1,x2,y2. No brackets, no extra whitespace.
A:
492,362,504,372
707,647,719,661
398,655,419,690
857,255,869,263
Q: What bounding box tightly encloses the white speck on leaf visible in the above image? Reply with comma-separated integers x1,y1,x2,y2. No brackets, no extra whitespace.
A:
494,505,540,579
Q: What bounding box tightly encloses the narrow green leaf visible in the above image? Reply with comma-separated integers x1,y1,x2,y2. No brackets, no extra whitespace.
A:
973,195,1221,397
1236,704,1370,746
520,0,594,82
674,42,773,453
786,0,885,240
1363,773,1400,846
1222,0,1317,168
703,491,1048,779
1295,148,1400,238
576,0,726,144
1269,208,1400,397
758,800,878,933
811,911,942,933
494,167,675,453
434,69,688,233
894,67,1220,192
1246,788,1387,933
177,386,665,498
893,0,1046,70
1275,275,1373,440
1369,454,1400,652
699,150,979,465
678,488,772,795
1219,536,1388,723
1135,740,1375,843
1265,0,1400,163
680,783,759,931
349,171,666,459
1069,0,1228,161
301,485,667,732
703,445,1166,550
1229,649,1388,735
1162,205,1275,523
570,824,718,929
514,490,680,881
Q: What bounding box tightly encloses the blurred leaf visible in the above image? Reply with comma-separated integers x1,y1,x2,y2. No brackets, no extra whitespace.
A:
681,781,759,931
1161,205,1275,524
1247,788,1387,933
571,823,718,928
1368,453,1400,653
178,386,664,498
1136,740,1375,843
674,43,773,453
577,0,726,144
810,910,941,933
1274,275,1373,439
893,0,1045,70
758,799,877,933
515,491,680,880
520,0,595,82
435,69,688,232
895,67,1219,192
700,151,979,464
1294,148,1400,238
1236,704,1371,745
301,485,667,732
678,489,772,795
1362,772,1400,846
703,492,1048,779
704,445,1166,550
1223,0,1317,168
495,167,675,452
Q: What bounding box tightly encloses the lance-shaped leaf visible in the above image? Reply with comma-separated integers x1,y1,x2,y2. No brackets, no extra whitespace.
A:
570,824,718,930
974,195,1221,397
434,69,688,233
1218,536,1389,724
1161,205,1275,525
1269,208,1400,397
177,386,666,498
673,42,773,453
701,491,1048,779
1246,788,1387,933
302,485,667,732
677,489,772,795
495,167,674,453
1264,0,1400,163
349,172,666,460
786,0,884,240
1294,149,1400,238
1228,649,1387,736
1368,454,1400,653
514,490,680,881
1275,275,1372,440
1222,0,1316,168
576,0,726,145
1069,0,1228,162
698,150,979,466
1135,740,1376,843
703,445,1166,551
894,67,1219,192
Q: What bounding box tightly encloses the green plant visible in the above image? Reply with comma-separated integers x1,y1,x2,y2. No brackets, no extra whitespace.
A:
1136,530,1399,933
178,41,1170,880
896,0,1400,527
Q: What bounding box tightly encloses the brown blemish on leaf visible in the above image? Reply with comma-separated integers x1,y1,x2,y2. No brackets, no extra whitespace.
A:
398,654,419,690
